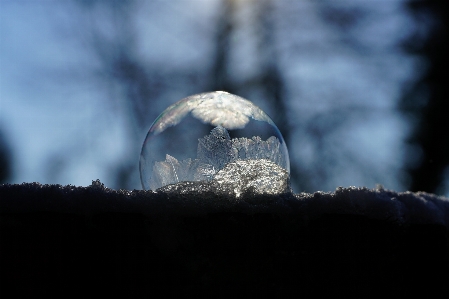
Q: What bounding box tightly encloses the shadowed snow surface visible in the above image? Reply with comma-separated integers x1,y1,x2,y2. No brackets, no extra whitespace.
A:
1,180,449,296
1,180,448,227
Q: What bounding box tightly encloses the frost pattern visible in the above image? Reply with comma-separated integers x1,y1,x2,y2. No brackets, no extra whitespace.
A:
150,126,287,190
213,159,290,197
197,126,235,171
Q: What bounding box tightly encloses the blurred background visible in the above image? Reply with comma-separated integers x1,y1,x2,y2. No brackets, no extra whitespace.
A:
0,0,448,195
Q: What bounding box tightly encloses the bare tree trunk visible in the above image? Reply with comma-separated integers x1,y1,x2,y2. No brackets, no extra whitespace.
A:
209,0,236,92
401,0,449,193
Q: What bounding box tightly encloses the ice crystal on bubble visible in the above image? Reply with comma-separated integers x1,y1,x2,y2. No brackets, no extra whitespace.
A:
140,91,290,195
197,126,234,171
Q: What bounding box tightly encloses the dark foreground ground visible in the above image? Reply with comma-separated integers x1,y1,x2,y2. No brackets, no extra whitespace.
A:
1,181,449,297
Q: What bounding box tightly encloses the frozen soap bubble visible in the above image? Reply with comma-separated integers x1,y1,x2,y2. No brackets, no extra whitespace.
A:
139,91,290,193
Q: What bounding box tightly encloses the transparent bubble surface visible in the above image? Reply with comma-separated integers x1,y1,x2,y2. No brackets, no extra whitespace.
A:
139,91,290,193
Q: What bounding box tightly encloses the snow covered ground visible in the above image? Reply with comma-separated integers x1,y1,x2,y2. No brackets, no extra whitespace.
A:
1,181,448,228
1,181,448,296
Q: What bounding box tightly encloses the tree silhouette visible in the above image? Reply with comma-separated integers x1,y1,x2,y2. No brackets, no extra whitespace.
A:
209,0,235,93
207,0,306,190
401,0,449,193
0,128,12,183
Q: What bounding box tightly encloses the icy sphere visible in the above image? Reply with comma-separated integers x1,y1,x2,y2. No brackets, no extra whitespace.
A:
139,91,290,191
